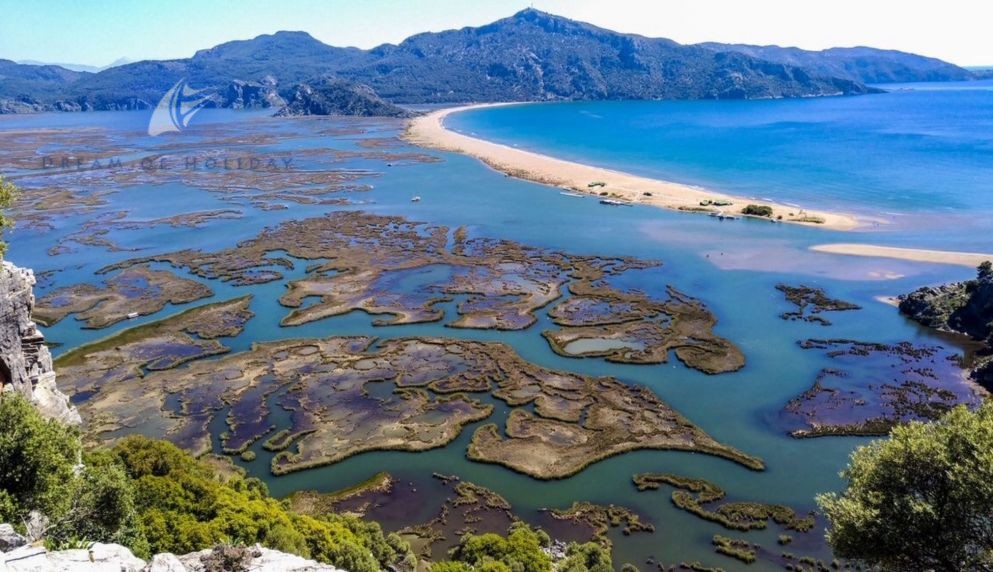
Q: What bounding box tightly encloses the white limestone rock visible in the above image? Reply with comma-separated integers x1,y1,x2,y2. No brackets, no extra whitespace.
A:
0,524,27,552
178,544,345,572
0,261,80,425
143,553,187,572
2,542,145,571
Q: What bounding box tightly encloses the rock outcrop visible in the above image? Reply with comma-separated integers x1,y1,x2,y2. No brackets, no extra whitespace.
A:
900,261,993,389
899,262,993,341
0,261,79,424
2,543,145,571
0,525,26,552
223,77,286,109
275,79,414,118
0,543,345,572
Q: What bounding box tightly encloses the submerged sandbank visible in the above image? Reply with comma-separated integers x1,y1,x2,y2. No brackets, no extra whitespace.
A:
811,244,993,267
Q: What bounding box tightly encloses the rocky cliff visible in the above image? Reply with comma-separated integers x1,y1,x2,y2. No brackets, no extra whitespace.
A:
899,261,993,388
275,79,414,117
900,262,993,341
0,261,79,424
224,77,287,110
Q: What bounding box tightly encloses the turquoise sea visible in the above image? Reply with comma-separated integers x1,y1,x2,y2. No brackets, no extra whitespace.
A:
2,82,991,570
448,79,993,253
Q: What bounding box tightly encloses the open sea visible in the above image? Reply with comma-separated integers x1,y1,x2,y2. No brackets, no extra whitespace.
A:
448,79,993,253
2,80,991,570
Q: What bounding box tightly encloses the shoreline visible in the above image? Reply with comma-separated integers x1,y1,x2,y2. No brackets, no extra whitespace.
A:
404,103,865,231
811,244,993,268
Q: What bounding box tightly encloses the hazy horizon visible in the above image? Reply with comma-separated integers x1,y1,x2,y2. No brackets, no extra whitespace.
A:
1,0,990,69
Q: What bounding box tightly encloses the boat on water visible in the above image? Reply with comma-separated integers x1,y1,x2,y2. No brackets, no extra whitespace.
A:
411,196,421,202
710,211,738,221
560,191,585,198
599,199,631,206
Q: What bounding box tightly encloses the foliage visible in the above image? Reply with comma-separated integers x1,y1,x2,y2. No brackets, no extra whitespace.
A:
558,542,613,572
0,176,18,257
0,395,413,571
440,522,553,572
818,403,993,571
0,393,79,521
741,204,774,217
111,436,414,570
0,393,145,551
438,524,616,572
46,450,147,555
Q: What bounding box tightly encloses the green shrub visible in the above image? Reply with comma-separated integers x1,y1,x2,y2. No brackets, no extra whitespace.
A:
0,176,17,257
110,436,414,572
0,393,143,552
0,398,414,571
818,402,993,571
558,542,612,572
0,393,80,520
741,204,774,217
47,450,148,556
441,522,552,572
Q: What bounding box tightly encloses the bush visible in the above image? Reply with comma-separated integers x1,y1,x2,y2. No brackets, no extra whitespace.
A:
0,393,80,521
818,403,993,570
110,436,414,572
47,451,148,556
442,522,552,572
558,542,612,572
0,397,413,569
741,204,774,217
0,393,143,552
0,177,17,257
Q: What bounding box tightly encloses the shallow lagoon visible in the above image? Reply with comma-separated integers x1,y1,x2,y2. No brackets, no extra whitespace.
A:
2,92,987,570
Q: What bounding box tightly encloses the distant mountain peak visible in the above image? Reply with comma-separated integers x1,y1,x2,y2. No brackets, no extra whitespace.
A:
194,30,331,60
511,7,556,19
499,7,602,32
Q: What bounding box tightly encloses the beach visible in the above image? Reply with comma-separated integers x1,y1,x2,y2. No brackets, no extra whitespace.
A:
405,104,864,231
812,244,993,267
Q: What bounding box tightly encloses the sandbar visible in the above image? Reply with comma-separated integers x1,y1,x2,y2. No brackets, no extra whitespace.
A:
406,104,863,231
811,244,993,267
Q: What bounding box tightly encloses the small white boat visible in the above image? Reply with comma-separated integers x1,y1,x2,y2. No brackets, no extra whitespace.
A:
599,199,631,206
710,211,738,221
560,191,585,198
411,196,421,202
126,312,139,319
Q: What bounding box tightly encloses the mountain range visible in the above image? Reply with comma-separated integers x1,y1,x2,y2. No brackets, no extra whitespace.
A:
0,9,982,114
14,57,133,74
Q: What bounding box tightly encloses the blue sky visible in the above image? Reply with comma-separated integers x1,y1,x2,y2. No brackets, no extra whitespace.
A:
1,0,989,67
